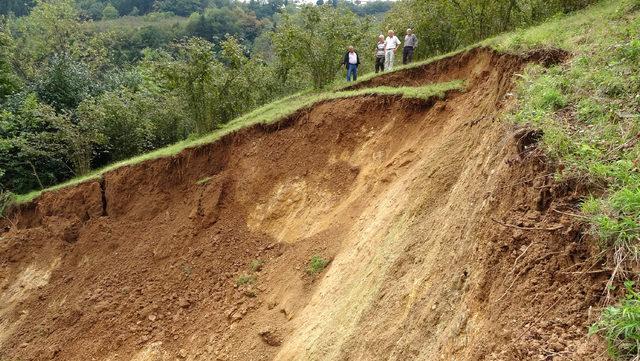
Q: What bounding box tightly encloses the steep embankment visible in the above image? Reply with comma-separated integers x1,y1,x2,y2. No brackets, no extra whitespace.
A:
1,48,606,360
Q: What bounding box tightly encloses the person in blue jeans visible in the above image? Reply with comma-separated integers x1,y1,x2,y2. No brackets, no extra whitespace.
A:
341,46,360,82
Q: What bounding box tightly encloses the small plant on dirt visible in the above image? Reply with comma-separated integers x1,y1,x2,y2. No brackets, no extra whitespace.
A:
236,274,256,286
590,280,640,360
307,256,330,275
250,259,264,272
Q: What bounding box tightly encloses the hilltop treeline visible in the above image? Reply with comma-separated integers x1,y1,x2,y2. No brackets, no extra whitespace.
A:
386,0,596,58
0,0,595,196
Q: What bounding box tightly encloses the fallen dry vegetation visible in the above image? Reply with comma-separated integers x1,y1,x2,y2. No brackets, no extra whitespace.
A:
0,48,608,360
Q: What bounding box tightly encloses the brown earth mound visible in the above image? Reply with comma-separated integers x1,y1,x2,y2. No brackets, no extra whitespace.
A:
0,48,607,361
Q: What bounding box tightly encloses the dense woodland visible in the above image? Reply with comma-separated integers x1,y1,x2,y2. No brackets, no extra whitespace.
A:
0,0,596,197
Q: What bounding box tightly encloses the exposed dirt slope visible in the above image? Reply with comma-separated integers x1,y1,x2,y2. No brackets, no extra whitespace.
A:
1,48,606,361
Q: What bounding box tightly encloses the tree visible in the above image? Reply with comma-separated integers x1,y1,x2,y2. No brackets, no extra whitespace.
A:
101,3,119,19
0,0,36,16
34,53,93,111
272,5,371,89
15,0,84,75
316,0,324,6
0,24,21,102
0,93,76,193
76,87,187,163
153,0,204,16
385,0,598,60
157,37,220,134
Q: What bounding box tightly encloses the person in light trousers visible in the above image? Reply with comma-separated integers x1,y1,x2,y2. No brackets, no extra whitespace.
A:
384,30,401,71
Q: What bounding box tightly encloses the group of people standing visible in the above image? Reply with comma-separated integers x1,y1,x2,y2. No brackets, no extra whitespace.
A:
342,28,418,82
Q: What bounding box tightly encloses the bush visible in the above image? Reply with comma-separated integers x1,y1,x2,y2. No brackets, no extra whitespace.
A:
76,87,189,164
0,93,76,193
236,274,256,285
34,53,94,111
590,281,640,360
307,255,330,275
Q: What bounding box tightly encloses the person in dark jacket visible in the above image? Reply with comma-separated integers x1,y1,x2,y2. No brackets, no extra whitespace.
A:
341,46,360,82
403,28,418,65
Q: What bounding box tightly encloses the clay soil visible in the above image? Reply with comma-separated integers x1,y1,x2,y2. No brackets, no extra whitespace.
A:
1,48,608,361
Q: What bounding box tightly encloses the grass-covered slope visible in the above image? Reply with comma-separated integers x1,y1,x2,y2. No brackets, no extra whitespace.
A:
486,1,640,357
491,0,640,273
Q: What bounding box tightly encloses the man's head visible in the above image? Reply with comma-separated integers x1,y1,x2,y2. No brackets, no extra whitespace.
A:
348,46,354,53
378,34,384,42
388,30,394,36
407,28,412,35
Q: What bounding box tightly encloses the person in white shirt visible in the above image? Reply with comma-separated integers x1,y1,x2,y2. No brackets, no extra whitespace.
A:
384,30,401,71
341,46,360,82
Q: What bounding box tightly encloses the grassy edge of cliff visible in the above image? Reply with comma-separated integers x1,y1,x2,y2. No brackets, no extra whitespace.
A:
10,80,464,204
486,1,640,358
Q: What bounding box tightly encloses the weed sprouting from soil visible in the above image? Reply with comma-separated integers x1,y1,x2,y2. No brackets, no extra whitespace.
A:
250,259,264,272
590,280,640,360
236,274,256,286
307,256,330,275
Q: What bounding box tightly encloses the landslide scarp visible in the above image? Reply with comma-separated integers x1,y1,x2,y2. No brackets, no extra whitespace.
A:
0,47,605,361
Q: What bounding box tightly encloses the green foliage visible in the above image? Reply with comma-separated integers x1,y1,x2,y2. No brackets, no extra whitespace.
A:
250,259,264,272
0,93,75,193
34,53,94,111
101,3,119,19
153,0,203,17
307,255,330,275
184,5,264,44
236,274,256,285
0,190,16,216
77,86,188,163
272,5,371,89
590,280,640,360
155,36,280,134
507,2,640,262
0,24,21,101
15,0,83,68
0,0,36,17
386,0,597,60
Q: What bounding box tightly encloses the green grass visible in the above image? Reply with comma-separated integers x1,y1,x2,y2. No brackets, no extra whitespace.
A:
306,255,330,275
590,281,640,360
13,80,463,205
495,0,640,263
483,1,640,351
